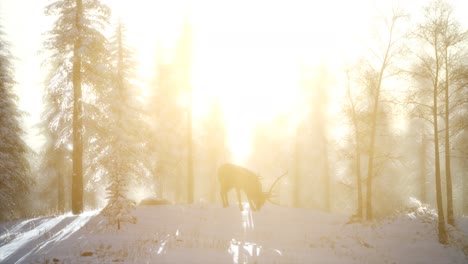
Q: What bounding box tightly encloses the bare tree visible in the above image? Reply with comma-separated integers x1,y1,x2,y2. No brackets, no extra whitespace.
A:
344,68,364,219
410,0,454,244
363,10,406,220
438,1,468,226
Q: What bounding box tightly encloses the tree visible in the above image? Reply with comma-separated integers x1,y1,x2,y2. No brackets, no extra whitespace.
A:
419,134,429,204
175,19,194,203
100,21,151,228
452,69,468,215
101,169,136,230
249,117,293,206
344,68,364,219
363,11,405,220
298,64,333,211
40,59,74,213
438,0,467,226
456,106,468,214
293,120,303,208
43,0,111,214
149,59,186,202
0,26,32,221
38,130,71,213
148,18,193,202
315,66,331,212
411,0,452,243
198,99,227,203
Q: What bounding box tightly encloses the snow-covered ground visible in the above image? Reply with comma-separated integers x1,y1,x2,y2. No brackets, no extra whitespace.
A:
0,203,467,263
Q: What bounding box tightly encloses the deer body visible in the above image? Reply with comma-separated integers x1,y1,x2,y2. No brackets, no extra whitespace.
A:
218,163,266,211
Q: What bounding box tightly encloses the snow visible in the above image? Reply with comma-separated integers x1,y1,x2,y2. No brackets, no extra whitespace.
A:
0,203,467,263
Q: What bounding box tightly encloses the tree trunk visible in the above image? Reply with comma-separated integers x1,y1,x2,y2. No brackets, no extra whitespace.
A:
187,93,193,204
444,49,454,226
322,131,330,212
293,127,301,208
175,165,182,203
346,70,363,219
433,45,447,243
356,141,363,219
71,0,84,215
181,20,193,204
420,134,427,204
463,165,468,216
433,94,448,244
365,80,380,221
365,26,393,221
57,167,65,213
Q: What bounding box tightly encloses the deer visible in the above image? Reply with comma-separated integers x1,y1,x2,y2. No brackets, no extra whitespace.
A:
218,163,287,211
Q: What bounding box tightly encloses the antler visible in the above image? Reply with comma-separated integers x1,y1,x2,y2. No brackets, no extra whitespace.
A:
266,170,288,200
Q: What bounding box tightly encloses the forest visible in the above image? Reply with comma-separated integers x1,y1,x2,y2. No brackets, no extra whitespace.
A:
0,0,467,247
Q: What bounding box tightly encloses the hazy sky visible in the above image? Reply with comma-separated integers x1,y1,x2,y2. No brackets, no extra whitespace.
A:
0,0,467,156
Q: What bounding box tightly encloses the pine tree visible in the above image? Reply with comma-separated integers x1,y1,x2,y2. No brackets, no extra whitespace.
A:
101,169,136,229
176,19,193,203
0,27,32,221
100,21,150,229
198,99,227,202
43,0,111,214
149,57,187,201
39,60,74,213
37,130,71,213
314,66,331,212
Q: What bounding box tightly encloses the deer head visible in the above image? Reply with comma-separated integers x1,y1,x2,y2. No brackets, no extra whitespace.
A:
218,163,287,211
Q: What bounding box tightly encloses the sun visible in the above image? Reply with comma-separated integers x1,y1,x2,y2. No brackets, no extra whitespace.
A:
105,0,373,164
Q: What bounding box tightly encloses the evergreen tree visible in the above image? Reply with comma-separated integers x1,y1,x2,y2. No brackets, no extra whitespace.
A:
198,99,227,203
100,21,150,228
314,66,331,212
43,0,111,214
101,168,136,229
176,19,193,203
0,27,32,221
149,27,192,202
149,60,186,202
37,130,71,213
39,59,74,213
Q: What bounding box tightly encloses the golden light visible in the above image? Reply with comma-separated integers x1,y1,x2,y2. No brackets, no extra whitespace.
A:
106,0,374,163
104,0,188,89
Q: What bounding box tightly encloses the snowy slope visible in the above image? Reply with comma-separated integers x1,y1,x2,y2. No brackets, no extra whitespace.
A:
0,203,467,263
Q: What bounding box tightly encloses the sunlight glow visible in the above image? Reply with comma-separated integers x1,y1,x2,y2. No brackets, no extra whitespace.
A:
106,0,375,162
229,239,264,264
104,0,188,90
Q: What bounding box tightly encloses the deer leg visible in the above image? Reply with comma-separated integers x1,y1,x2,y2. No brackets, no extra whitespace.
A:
236,188,244,211
248,197,257,211
220,191,228,208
